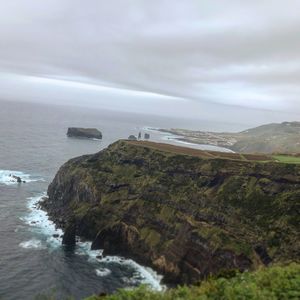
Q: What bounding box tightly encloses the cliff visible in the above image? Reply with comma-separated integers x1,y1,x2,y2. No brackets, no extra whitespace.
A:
67,127,102,139
43,140,300,284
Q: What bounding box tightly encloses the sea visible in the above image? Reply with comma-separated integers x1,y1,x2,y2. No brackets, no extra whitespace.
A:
0,100,247,299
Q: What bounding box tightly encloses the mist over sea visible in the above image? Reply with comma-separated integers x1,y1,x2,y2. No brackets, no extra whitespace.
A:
0,100,247,299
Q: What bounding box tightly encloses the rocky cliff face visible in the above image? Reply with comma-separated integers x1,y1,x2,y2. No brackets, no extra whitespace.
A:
43,141,300,284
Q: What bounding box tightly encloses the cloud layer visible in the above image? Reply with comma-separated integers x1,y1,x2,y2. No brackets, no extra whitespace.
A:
0,0,300,118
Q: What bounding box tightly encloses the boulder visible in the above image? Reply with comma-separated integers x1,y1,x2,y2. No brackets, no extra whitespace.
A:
12,175,22,183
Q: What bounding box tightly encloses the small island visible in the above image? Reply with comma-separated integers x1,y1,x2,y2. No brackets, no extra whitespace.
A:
67,127,102,140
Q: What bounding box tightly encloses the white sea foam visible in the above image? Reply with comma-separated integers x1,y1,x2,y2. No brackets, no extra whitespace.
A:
21,193,63,249
76,241,164,290
19,239,45,250
0,169,43,185
142,126,160,132
95,268,111,277
22,194,164,290
121,258,164,290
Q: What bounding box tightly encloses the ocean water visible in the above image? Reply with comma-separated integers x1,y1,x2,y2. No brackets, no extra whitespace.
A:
0,100,245,299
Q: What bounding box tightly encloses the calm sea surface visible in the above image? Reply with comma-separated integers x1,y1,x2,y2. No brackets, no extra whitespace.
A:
0,100,246,299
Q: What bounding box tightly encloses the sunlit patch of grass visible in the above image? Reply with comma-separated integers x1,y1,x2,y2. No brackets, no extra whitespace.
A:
273,155,300,164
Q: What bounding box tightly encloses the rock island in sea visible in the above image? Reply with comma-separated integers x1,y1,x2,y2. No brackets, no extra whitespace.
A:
67,127,102,139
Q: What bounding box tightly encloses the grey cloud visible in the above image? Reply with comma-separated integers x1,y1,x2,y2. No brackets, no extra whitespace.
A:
0,0,300,120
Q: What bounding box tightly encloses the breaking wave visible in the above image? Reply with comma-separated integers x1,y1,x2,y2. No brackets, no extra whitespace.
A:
21,193,164,290
0,170,43,185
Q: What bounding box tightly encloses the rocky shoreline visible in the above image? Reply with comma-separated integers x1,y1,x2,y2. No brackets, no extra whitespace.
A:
42,140,300,284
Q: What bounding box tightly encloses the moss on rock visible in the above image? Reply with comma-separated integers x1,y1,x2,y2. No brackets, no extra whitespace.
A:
44,140,300,284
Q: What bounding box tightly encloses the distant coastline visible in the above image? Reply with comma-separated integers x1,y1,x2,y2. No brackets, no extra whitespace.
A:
143,126,234,153
151,122,300,154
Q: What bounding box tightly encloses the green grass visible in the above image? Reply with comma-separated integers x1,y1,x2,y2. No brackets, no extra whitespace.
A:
273,155,300,164
86,263,300,300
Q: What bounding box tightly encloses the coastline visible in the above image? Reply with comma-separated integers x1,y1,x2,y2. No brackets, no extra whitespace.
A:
20,193,164,291
143,126,234,153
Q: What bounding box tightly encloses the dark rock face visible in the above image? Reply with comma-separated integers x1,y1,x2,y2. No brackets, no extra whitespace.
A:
67,127,102,139
62,221,76,246
144,133,150,140
14,176,22,183
10,175,25,183
44,140,300,284
254,245,272,265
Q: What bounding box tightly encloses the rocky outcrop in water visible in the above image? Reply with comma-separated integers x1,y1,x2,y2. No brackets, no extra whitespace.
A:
43,140,300,284
9,174,25,183
128,135,137,141
67,127,102,139
62,219,77,246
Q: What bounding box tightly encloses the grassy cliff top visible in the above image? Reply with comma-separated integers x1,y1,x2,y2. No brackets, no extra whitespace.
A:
126,140,300,164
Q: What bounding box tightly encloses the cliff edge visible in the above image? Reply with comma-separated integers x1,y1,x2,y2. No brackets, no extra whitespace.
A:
43,140,300,284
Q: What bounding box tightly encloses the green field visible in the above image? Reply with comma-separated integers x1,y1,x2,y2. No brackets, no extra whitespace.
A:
273,155,300,164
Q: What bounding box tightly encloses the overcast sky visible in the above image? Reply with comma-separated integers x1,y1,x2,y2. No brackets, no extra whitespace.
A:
0,0,300,125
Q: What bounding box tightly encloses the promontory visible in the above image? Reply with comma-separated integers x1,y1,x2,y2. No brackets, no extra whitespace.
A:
42,140,300,284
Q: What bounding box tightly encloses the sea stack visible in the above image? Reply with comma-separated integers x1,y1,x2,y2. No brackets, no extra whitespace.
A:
128,135,137,140
67,127,102,139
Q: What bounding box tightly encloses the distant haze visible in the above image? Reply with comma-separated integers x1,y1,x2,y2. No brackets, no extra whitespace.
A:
0,1,300,126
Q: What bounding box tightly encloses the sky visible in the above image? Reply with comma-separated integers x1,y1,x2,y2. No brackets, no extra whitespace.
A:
0,0,300,126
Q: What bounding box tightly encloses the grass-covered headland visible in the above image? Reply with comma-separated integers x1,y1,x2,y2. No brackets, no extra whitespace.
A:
42,140,300,298
87,263,300,300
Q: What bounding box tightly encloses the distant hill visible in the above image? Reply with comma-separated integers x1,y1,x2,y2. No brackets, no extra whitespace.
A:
160,122,300,154
234,122,300,153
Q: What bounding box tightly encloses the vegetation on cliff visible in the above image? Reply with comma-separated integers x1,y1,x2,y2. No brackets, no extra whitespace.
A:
86,263,300,300
43,140,300,285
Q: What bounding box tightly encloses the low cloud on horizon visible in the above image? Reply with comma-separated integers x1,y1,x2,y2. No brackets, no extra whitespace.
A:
0,0,300,124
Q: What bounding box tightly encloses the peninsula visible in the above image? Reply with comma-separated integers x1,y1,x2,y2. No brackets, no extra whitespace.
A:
42,140,299,285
